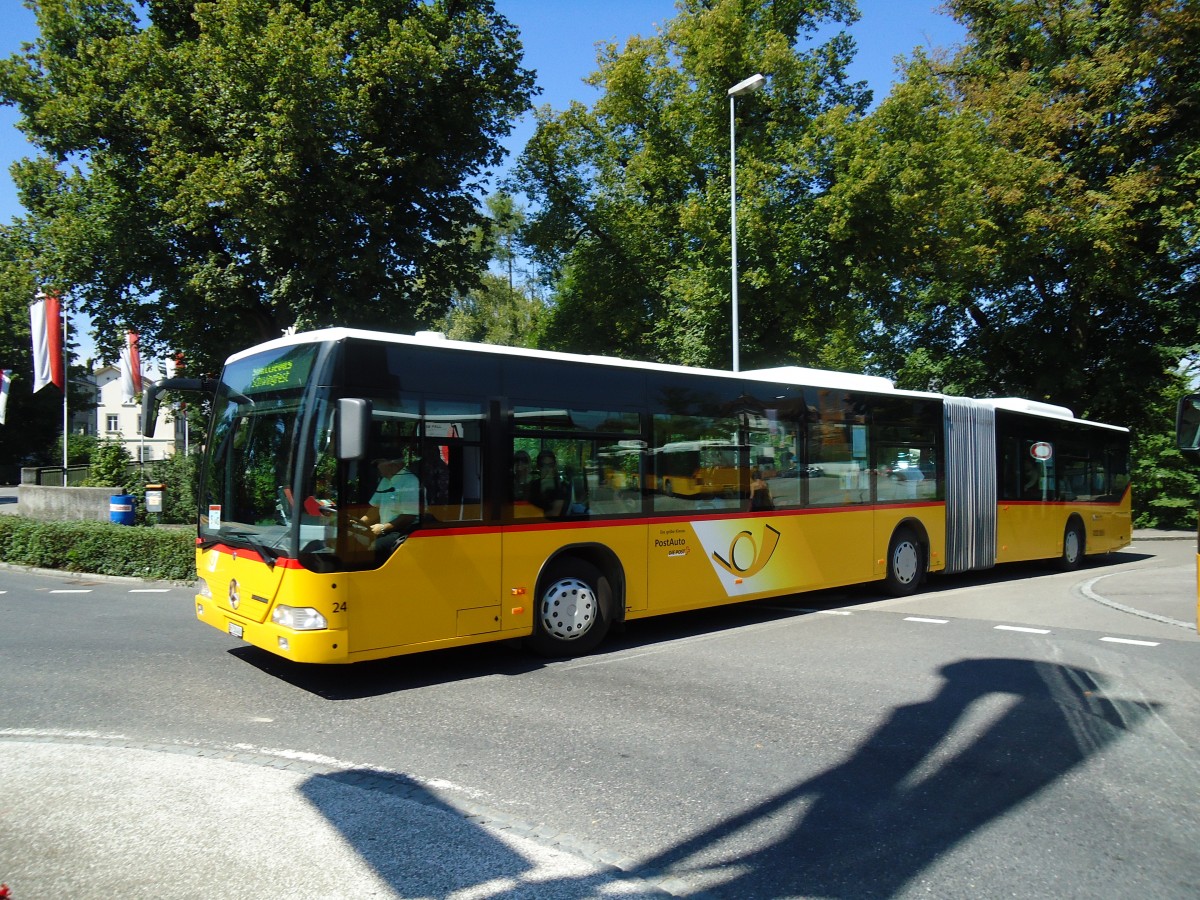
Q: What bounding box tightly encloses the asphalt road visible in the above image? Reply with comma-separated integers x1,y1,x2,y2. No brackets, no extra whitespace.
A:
1,537,1198,899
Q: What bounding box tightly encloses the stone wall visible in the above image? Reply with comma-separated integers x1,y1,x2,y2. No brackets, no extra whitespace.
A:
17,485,127,523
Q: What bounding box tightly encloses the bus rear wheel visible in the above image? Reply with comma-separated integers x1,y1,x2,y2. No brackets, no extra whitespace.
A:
528,558,611,657
885,527,924,596
1058,519,1086,570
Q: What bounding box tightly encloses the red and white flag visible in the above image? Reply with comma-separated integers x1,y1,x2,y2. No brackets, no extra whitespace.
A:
0,369,12,425
119,331,143,401
30,292,64,393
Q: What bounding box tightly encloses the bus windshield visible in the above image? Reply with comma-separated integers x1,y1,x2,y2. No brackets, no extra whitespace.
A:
200,344,320,560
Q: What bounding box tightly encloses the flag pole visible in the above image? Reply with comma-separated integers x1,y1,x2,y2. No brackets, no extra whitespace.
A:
62,300,69,478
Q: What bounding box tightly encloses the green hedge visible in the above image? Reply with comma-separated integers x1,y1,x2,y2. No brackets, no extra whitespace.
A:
0,518,195,582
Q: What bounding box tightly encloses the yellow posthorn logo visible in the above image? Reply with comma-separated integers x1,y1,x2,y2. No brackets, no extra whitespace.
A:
711,524,781,578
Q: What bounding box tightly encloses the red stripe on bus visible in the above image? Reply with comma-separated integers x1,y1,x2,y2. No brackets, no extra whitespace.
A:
194,541,306,568
416,501,949,536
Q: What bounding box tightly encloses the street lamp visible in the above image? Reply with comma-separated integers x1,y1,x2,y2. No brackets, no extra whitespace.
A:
728,73,765,373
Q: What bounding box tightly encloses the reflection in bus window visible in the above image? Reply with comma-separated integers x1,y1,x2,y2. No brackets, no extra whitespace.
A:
745,408,802,509
655,441,742,500
595,441,646,516
807,390,870,507
877,446,938,502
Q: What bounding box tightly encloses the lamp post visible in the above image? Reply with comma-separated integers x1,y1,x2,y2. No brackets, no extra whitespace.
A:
728,73,765,373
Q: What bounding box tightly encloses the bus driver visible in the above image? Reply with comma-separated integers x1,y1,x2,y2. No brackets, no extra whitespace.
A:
360,453,422,553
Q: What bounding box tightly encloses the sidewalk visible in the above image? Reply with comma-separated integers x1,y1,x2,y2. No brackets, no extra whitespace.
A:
0,737,676,900
1132,529,1196,541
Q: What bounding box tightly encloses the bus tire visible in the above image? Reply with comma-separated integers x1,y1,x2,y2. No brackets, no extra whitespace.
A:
1058,519,1086,570
885,527,924,596
528,558,611,657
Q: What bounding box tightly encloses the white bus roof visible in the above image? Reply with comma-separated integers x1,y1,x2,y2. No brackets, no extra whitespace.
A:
228,328,1125,430
230,328,912,393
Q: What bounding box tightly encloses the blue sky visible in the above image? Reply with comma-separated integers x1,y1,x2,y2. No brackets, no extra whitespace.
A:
0,0,964,226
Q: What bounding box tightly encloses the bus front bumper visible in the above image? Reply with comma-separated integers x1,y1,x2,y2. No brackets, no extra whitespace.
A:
196,598,349,664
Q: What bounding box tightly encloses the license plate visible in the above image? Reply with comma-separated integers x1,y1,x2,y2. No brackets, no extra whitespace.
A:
228,622,244,639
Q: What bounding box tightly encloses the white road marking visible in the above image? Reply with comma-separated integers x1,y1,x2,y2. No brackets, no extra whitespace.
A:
49,589,92,594
1,727,130,740
129,589,170,593
905,616,949,624
1100,636,1160,647
994,625,1051,634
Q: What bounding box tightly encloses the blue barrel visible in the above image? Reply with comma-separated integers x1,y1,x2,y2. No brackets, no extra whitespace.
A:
109,494,136,526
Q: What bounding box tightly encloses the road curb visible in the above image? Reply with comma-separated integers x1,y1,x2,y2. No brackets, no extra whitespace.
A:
1132,531,1196,542
1078,572,1195,630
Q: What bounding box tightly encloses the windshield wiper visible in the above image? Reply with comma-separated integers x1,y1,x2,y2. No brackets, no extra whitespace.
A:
216,530,285,570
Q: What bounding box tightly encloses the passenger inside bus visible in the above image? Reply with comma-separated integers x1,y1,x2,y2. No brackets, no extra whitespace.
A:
529,450,571,517
1022,458,1043,499
512,450,531,501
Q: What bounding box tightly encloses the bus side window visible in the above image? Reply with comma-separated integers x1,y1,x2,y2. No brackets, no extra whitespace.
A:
517,440,592,519
807,421,869,506
422,399,485,523
1021,441,1055,500
745,411,801,509
998,437,1021,501
877,445,935,502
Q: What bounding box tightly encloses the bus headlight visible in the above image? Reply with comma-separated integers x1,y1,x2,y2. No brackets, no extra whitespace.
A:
197,578,212,599
271,605,328,631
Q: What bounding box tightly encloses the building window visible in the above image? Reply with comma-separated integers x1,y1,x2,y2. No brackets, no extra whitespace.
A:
106,414,120,432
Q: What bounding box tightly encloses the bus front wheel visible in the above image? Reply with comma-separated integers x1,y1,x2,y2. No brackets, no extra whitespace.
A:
528,558,611,657
885,527,924,597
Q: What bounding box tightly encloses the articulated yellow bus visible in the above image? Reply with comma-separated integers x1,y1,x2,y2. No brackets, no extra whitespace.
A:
1176,393,1200,632
145,329,1131,664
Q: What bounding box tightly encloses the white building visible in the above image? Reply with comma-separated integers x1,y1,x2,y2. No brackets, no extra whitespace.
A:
93,364,178,462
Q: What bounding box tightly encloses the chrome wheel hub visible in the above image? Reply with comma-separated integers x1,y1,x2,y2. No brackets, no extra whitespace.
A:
892,542,919,585
540,577,596,641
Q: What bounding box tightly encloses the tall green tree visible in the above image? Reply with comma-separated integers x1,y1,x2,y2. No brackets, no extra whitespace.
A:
439,191,544,347
510,0,869,369
825,0,1200,428
1,0,536,374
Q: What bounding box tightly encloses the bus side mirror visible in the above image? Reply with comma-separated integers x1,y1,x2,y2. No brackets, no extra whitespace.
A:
337,398,372,460
141,377,213,438
142,387,162,438
1177,394,1200,459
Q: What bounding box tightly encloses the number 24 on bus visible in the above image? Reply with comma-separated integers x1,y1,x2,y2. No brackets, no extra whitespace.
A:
144,329,1133,664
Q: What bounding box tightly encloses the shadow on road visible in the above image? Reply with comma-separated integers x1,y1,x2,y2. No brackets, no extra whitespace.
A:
625,656,1154,897
229,641,547,700
299,656,1154,897
297,769,560,897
